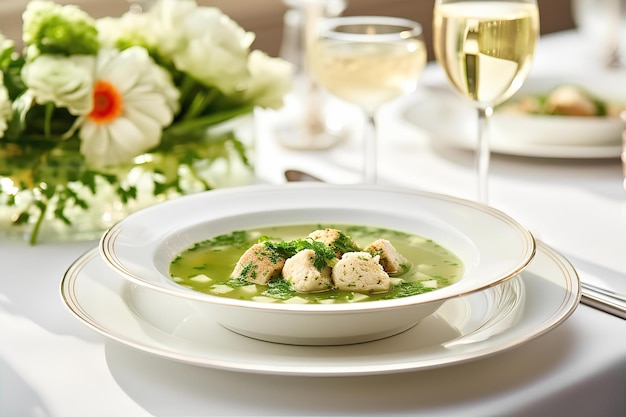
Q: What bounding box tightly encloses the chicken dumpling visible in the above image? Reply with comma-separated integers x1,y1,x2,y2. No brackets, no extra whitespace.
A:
283,249,334,292
331,252,391,294
231,243,284,284
364,239,407,274
308,228,359,258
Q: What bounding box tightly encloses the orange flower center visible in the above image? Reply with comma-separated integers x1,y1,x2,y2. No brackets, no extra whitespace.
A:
88,80,123,123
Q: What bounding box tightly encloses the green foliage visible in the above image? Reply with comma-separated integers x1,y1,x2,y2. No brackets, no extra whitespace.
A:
1,123,253,244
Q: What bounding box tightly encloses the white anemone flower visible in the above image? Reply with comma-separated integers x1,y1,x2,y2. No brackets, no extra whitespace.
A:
78,46,179,167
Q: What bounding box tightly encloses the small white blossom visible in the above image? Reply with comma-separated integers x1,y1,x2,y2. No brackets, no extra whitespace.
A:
243,50,294,109
96,13,155,51
78,46,179,166
0,32,14,54
0,79,12,138
21,54,95,115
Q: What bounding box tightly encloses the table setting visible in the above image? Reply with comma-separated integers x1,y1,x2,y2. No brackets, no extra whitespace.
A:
1,0,626,416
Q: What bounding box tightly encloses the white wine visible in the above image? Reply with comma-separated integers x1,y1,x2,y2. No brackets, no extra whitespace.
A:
309,39,427,114
433,1,539,106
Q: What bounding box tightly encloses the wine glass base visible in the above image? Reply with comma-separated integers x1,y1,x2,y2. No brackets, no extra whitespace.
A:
273,122,347,150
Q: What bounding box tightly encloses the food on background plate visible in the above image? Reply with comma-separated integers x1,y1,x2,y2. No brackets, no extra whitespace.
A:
169,225,464,304
499,84,625,118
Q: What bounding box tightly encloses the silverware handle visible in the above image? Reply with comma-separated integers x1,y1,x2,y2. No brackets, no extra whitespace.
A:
581,282,626,320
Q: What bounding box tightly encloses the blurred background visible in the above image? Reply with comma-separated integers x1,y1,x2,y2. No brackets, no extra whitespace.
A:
0,0,576,60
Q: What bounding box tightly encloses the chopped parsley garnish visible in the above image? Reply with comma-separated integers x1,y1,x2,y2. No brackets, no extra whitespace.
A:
226,274,253,288
262,238,336,271
262,278,296,300
192,230,250,251
230,262,257,283
331,230,361,254
384,281,434,299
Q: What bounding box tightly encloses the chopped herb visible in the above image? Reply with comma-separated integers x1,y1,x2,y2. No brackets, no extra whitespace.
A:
262,278,296,300
263,238,336,271
192,230,250,251
331,230,361,254
232,262,257,282
384,281,434,299
225,275,252,288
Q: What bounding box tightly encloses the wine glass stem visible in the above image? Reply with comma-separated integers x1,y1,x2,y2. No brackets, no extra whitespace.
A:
476,106,493,204
364,113,378,184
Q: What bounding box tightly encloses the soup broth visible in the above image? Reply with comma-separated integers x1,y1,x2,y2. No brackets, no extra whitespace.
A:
169,224,463,304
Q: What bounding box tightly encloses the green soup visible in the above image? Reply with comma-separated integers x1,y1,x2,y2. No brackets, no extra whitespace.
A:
169,224,463,304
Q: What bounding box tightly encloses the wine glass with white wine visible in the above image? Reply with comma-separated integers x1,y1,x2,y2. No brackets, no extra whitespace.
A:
308,16,427,183
433,0,539,203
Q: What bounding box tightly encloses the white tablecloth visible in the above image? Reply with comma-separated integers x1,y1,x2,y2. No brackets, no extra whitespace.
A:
1,30,626,417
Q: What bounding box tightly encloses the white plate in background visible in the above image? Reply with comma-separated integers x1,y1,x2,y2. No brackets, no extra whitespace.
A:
406,75,625,159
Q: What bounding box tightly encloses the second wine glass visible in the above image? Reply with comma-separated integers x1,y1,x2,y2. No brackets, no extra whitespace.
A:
308,16,427,183
433,0,539,203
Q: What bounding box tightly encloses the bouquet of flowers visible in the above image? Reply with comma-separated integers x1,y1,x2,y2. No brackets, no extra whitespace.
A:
0,0,293,244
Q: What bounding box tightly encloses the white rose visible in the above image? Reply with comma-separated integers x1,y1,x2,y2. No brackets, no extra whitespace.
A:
21,54,95,115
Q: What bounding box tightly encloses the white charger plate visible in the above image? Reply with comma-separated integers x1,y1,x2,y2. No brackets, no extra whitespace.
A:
61,241,580,376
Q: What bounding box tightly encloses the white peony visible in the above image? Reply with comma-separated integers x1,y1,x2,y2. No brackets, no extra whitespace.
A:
143,0,199,58
21,54,95,115
242,50,294,109
78,46,179,166
150,1,255,94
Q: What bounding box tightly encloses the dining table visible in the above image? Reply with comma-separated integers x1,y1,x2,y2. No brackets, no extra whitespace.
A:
2,28,626,417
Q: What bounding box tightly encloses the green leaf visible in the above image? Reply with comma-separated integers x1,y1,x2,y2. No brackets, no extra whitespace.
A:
228,135,252,168
53,206,71,225
13,211,30,225
153,181,169,196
